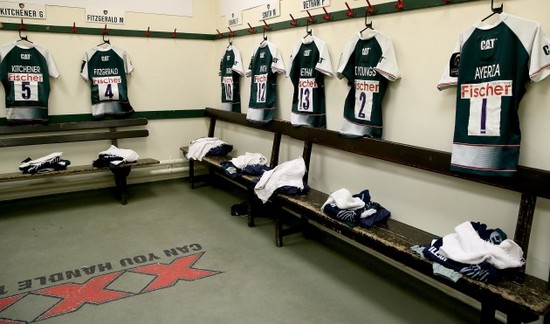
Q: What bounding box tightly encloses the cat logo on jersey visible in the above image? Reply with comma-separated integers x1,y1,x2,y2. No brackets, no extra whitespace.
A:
480,38,497,50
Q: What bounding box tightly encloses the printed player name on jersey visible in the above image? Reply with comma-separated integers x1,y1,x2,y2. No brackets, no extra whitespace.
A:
254,74,267,83
92,76,122,85
474,64,500,80
355,80,380,93
461,80,512,99
93,68,120,76
299,78,318,88
8,73,43,82
355,66,377,77
300,68,313,77
11,65,41,73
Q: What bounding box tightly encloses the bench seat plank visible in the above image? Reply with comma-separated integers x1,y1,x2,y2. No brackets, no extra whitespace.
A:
0,158,159,183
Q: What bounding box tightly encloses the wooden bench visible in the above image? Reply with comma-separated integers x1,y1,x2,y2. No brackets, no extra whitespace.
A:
180,127,281,227
185,108,550,323
0,118,159,204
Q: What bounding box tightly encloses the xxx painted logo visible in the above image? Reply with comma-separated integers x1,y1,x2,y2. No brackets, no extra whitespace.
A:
0,243,221,323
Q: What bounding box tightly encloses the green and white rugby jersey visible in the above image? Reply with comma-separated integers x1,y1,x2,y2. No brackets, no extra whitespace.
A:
81,45,134,119
246,40,286,123
337,31,401,139
439,13,550,177
288,35,334,128
0,42,59,124
220,45,244,113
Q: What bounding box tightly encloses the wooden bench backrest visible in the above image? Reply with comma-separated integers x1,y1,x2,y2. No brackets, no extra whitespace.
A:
0,118,149,148
204,107,550,274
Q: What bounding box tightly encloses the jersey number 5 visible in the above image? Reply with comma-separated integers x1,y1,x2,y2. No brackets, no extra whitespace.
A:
15,81,38,101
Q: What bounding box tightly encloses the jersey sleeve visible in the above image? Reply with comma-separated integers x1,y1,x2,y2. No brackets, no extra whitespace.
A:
36,46,60,79
336,35,358,80
232,47,245,76
286,41,302,78
245,48,257,78
437,40,461,90
314,38,334,77
121,49,134,75
527,23,550,82
374,34,400,82
269,43,286,75
80,50,91,81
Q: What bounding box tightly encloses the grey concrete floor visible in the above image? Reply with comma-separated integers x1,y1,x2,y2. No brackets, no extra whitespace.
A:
0,178,481,324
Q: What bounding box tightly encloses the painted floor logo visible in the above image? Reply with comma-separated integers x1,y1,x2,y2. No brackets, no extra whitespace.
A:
0,245,221,323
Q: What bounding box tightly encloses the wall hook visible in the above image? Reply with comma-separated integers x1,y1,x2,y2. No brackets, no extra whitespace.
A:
102,24,109,35
145,26,151,37
366,0,375,14
395,0,404,10
262,19,270,30
216,29,223,39
345,2,354,18
228,27,235,37
306,10,315,24
322,7,331,21
247,23,256,34
172,28,177,38
290,14,298,27
71,22,77,33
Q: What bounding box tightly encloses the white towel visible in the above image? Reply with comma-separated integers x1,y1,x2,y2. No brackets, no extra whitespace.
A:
185,137,227,161
254,157,306,203
321,188,365,211
439,221,525,269
231,152,268,169
99,145,139,165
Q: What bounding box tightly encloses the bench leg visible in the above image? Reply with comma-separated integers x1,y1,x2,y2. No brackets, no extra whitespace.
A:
112,167,131,205
480,301,497,324
247,187,256,227
275,202,284,247
189,159,196,189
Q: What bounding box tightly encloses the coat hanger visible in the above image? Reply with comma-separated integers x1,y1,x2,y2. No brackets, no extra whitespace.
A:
227,34,233,48
17,29,33,45
97,33,111,47
261,28,267,45
303,20,313,40
482,0,503,22
360,11,374,35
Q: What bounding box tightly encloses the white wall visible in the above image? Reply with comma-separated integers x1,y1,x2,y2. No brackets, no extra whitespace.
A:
0,0,548,283
212,0,550,281
0,2,218,171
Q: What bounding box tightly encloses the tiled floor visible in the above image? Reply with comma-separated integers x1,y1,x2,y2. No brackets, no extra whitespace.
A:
0,179,481,323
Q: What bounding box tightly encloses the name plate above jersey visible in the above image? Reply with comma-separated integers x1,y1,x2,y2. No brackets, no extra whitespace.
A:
300,0,330,11
227,12,242,27
0,2,46,19
259,1,280,20
85,8,125,25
